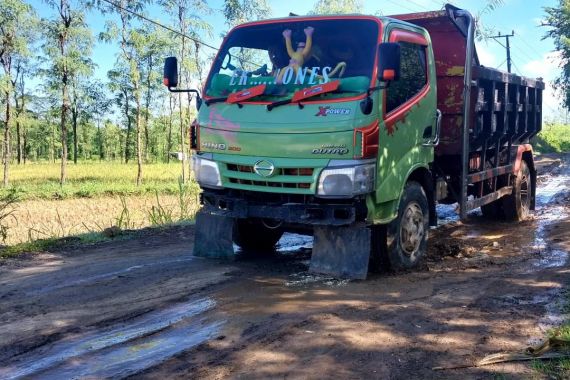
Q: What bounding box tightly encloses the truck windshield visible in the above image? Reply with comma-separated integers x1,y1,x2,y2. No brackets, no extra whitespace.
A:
204,19,379,102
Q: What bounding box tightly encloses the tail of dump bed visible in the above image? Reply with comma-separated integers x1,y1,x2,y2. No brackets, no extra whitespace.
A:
393,4,544,218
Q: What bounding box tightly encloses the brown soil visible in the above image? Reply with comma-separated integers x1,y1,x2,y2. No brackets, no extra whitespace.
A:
0,154,569,379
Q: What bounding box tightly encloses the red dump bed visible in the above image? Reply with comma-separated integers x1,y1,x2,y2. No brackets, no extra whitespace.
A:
391,5,544,157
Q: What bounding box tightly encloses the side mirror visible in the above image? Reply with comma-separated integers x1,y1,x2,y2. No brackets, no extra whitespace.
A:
163,57,178,88
378,43,401,82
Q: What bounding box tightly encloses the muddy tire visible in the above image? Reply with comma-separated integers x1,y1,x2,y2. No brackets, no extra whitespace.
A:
386,181,429,271
503,160,531,222
233,218,284,252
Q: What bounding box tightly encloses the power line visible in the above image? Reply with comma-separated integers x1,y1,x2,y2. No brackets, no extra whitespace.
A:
99,0,219,51
385,0,422,14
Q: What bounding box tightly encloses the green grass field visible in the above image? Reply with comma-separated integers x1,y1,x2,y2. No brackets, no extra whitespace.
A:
0,161,197,200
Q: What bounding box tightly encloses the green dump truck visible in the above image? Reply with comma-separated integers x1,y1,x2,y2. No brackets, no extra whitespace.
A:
163,4,544,279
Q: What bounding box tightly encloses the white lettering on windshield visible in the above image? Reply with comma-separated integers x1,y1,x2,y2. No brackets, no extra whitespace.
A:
231,66,333,87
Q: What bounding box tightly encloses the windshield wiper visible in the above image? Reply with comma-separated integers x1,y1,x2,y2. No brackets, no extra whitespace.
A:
266,80,341,111
205,84,267,106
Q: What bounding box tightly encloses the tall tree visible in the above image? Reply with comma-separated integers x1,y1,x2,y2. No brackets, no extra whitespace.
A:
69,62,94,164
310,0,363,14
0,0,36,186
107,65,134,163
100,0,147,186
43,0,93,184
84,79,112,160
545,1,570,109
161,0,211,183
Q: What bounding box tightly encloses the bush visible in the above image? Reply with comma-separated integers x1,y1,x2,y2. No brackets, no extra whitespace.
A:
533,123,570,153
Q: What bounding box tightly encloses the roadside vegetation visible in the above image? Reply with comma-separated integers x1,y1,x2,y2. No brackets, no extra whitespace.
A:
534,123,570,154
0,161,194,201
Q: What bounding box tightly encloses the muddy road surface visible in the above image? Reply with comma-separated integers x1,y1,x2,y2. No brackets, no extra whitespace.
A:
1,154,569,379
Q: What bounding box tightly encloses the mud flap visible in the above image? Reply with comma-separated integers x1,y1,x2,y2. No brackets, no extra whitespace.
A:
310,224,371,280
193,211,235,259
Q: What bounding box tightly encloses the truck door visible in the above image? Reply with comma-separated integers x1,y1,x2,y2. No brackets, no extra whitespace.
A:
376,27,436,206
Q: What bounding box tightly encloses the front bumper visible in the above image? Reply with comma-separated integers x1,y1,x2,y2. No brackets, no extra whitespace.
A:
200,189,368,226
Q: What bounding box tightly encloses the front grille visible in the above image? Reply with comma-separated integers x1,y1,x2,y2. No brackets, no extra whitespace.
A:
224,163,316,192
226,164,314,176
228,178,311,189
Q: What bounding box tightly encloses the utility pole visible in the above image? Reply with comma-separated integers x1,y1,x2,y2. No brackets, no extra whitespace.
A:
489,31,515,73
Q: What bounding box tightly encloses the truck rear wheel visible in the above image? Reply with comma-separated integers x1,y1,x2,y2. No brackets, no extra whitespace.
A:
387,181,429,271
233,219,284,252
503,160,531,221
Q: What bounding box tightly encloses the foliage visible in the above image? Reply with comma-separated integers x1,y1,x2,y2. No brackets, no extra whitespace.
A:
310,0,363,15
545,1,570,109
533,123,570,153
0,188,19,242
223,0,271,29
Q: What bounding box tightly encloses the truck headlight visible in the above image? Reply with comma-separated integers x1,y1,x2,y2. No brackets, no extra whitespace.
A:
317,163,376,197
192,155,222,188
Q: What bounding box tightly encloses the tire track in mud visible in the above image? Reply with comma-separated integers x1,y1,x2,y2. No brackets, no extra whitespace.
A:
0,298,223,379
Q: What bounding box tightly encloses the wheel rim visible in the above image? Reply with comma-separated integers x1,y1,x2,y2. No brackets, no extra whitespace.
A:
399,201,425,259
520,170,530,215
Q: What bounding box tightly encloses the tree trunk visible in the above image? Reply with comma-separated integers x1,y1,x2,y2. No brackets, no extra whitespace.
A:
3,91,11,187
72,106,78,164
124,90,131,163
134,85,143,187
178,7,187,183
60,84,69,185
167,95,174,164
144,55,152,162
98,121,103,160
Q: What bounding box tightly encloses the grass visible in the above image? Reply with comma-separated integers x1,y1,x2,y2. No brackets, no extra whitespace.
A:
531,292,570,379
0,161,195,201
533,123,570,154
0,232,112,259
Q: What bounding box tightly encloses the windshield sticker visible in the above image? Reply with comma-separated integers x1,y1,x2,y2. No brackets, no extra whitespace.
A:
227,25,348,87
315,106,351,117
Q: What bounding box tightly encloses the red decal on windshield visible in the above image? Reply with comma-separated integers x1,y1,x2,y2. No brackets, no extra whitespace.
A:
227,84,266,104
291,80,340,103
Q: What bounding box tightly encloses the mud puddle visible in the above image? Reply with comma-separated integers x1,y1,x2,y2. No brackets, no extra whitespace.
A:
0,298,223,379
30,256,196,295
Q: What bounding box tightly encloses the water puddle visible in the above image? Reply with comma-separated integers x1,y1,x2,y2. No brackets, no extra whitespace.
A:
277,233,313,254
285,272,349,287
31,256,196,295
0,297,222,379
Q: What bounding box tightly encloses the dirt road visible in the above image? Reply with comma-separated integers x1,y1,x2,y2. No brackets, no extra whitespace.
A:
1,155,569,379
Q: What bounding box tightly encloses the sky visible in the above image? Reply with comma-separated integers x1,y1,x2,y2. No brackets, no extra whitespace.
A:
29,0,563,120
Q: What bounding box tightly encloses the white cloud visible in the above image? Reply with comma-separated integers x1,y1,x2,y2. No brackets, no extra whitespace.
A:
522,51,561,82
476,43,498,68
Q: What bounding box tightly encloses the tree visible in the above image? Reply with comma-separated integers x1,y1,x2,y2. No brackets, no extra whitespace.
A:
0,0,36,186
107,64,134,163
310,0,363,15
223,0,271,29
43,0,93,184
100,0,148,186
545,1,570,109
84,79,112,160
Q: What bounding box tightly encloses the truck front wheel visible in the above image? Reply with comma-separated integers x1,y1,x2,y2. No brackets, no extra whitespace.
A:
233,219,284,252
503,160,531,221
387,181,429,271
